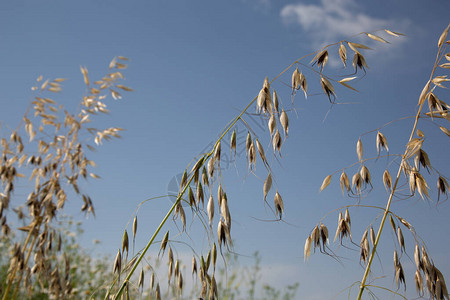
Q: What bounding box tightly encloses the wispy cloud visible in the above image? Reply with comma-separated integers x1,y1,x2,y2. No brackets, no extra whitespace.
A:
242,0,271,12
280,0,409,48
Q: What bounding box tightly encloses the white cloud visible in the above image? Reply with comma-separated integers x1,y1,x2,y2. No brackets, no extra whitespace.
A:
280,0,406,47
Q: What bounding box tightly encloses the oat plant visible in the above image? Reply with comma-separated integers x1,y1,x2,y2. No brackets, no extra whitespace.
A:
0,57,131,299
104,26,449,300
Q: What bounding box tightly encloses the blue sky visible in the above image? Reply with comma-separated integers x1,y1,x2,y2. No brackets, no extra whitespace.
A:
1,0,449,299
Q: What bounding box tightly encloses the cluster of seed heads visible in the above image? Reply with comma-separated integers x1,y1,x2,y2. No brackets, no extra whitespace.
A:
0,57,131,299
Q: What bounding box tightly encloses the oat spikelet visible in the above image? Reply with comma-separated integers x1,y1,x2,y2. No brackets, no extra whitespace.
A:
383,169,392,191
272,90,279,113
320,76,335,102
339,43,347,67
389,215,397,237
80,66,89,86
300,71,307,99
273,129,281,155
415,270,423,295
397,226,405,252
207,195,214,225
132,216,138,242
274,191,284,219
369,226,376,246
255,138,267,166
352,172,362,195
366,33,388,43
122,230,129,255
340,171,350,194
357,138,363,161
263,173,272,201
376,131,389,154
246,131,252,153
437,176,449,203
230,129,236,157
438,24,449,48
319,174,332,192
415,172,430,199
406,138,423,159
384,29,404,37
353,53,368,72
292,67,300,92
248,142,256,170
311,50,329,71
113,249,122,275
304,235,312,262
414,244,422,270
360,165,371,187
280,110,289,138
268,114,276,136
160,231,169,256
192,256,197,276
207,157,215,179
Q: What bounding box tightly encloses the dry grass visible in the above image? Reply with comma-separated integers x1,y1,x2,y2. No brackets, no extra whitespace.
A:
1,24,449,300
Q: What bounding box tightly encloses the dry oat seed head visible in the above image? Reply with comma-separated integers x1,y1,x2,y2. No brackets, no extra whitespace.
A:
415,270,424,295
383,169,392,191
133,216,137,240
340,171,350,194
438,24,449,48
160,231,169,256
397,226,405,252
339,43,347,67
347,42,372,52
300,71,307,99
352,53,368,71
304,235,312,262
352,172,362,194
292,67,300,92
274,191,284,219
415,172,430,199
369,226,375,246
246,131,252,153
360,165,371,186
414,244,422,270
230,129,236,156
263,173,272,201
273,129,281,154
122,230,129,254
192,256,197,276
320,76,335,102
437,176,449,202
268,114,276,136
255,138,267,166
272,90,279,112
439,126,450,137
384,29,405,37
376,131,389,154
113,249,121,275
320,223,329,245
389,215,397,236
319,174,332,192
207,195,214,225
311,50,329,71
356,138,363,161
312,225,320,248
280,110,289,138
366,33,389,43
